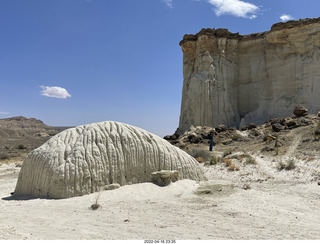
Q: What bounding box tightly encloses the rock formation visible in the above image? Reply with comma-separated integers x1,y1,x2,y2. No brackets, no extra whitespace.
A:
178,18,320,133
14,121,206,198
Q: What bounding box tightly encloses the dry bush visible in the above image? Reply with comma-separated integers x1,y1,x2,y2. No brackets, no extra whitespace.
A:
223,158,232,167
277,159,296,171
90,188,103,210
195,156,205,163
187,149,210,163
242,183,251,190
228,164,240,171
306,156,315,162
0,153,9,161
237,153,257,165
223,158,239,171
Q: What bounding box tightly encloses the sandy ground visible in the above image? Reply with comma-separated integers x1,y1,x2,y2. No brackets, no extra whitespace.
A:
1,153,320,241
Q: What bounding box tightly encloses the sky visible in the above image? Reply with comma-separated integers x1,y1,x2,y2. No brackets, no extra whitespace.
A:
0,0,319,137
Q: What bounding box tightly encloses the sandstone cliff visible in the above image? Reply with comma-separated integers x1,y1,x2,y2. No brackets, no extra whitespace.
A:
178,18,320,133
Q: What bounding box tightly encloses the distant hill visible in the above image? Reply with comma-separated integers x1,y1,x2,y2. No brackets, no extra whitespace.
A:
0,116,71,162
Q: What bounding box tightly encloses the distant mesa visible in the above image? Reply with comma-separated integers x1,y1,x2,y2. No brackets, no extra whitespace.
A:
14,121,206,198
178,17,320,133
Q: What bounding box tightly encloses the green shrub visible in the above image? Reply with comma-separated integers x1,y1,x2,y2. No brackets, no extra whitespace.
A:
238,153,257,165
285,159,296,170
277,161,286,171
209,154,221,165
231,134,240,141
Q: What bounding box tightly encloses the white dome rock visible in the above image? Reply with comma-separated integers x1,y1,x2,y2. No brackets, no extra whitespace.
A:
14,121,206,198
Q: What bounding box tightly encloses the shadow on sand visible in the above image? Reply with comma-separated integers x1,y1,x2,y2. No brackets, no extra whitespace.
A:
2,193,52,201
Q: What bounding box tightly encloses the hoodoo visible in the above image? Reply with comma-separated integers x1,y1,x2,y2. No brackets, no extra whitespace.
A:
14,121,205,198
178,18,320,133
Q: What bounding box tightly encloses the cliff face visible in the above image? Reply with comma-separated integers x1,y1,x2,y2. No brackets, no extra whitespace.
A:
178,18,320,133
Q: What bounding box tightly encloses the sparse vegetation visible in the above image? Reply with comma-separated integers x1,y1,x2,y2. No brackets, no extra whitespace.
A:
277,161,286,171
17,144,27,150
277,159,296,171
231,134,240,141
0,153,9,161
238,153,257,165
187,148,210,163
242,183,251,190
208,154,221,165
223,158,239,171
285,159,296,170
90,188,103,210
244,156,256,165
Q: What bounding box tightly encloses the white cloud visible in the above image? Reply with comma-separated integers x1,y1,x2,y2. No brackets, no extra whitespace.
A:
0,111,9,115
40,86,71,99
280,14,294,22
207,0,259,19
162,0,173,8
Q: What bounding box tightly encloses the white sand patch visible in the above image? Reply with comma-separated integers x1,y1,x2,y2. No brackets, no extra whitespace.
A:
1,162,320,240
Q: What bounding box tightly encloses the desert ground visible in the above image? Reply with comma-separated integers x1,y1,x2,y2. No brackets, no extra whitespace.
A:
1,153,319,240
1,114,320,240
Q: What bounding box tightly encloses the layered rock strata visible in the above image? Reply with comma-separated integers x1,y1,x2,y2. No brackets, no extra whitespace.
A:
178,18,320,133
14,121,205,198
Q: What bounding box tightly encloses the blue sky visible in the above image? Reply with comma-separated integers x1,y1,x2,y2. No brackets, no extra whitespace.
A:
0,0,319,136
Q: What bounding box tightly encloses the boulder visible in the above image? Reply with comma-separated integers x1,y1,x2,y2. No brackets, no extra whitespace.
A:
272,123,283,132
248,123,257,129
104,183,120,191
151,170,179,186
215,124,227,133
14,121,206,198
293,105,308,117
286,120,297,127
187,133,201,144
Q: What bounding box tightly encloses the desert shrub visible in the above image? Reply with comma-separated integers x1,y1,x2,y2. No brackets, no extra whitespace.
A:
90,188,103,210
223,158,232,167
277,159,296,171
242,183,251,190
231,134,240,141
238,153,257,165
244,157,256,165
187,149,210,162
0,153,9,160
277,161,286,171
285,159,296,170
223,158,239,171
17,144,27,150
314,135,320,141
227,164,240,171
209,154,221,165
